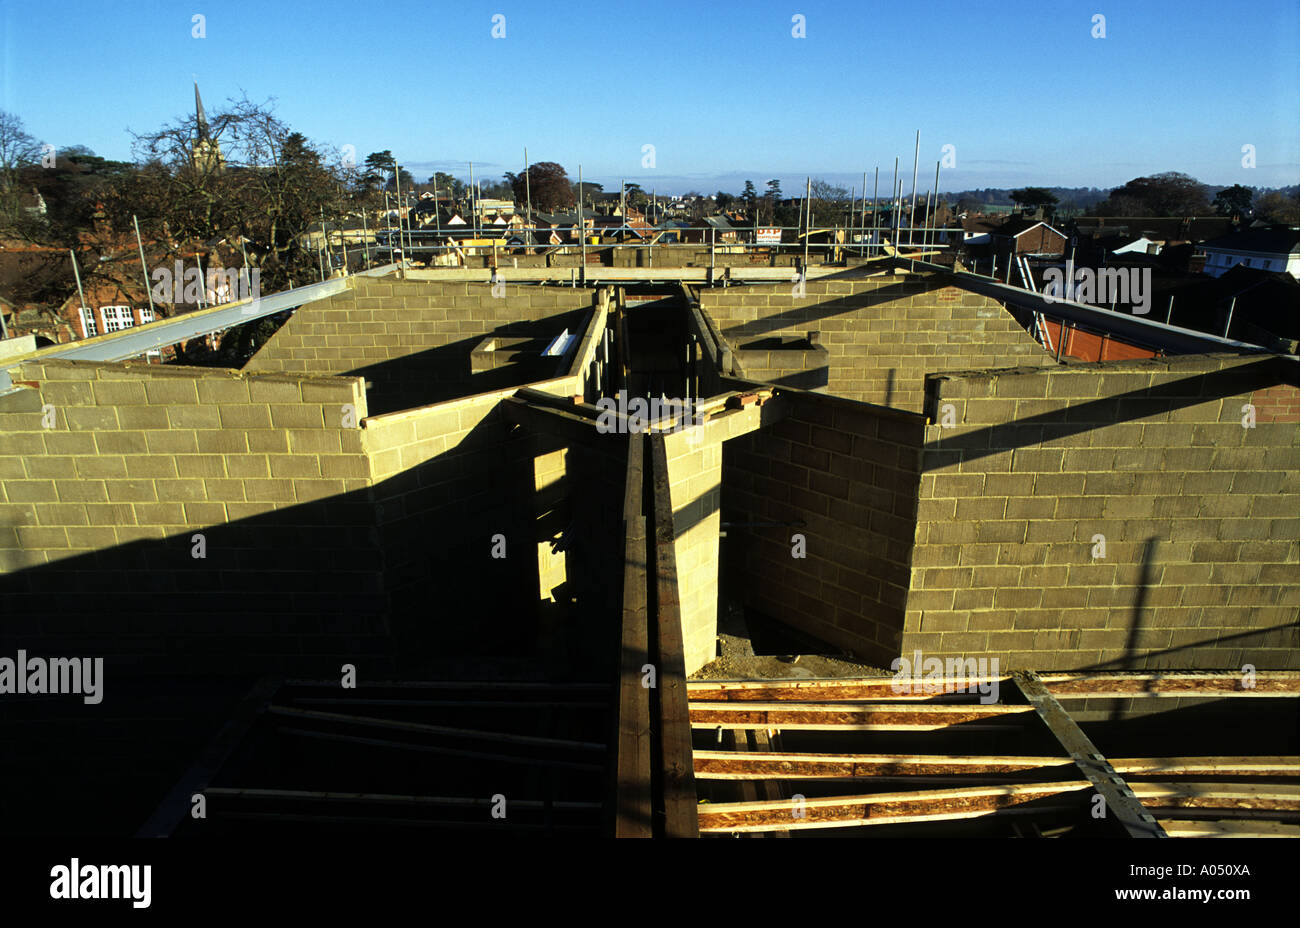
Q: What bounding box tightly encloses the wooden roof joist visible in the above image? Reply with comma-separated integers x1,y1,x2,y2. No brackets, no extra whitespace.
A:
277,726,605,772
689,702,1033,731
281,679,610,692
697,781,1094,833
1038,671,1300,698
203,788,602,812
686,671,1300,702
693,753,1300,780
1159,819,1300,838
687,678,1008,702
1113,757,1300,778
1131,782,1300,813
211,811,600,832
266,705,606,752
694,751,1074,779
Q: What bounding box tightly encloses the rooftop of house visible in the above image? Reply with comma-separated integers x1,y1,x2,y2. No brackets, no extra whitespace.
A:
1202,224,1300,255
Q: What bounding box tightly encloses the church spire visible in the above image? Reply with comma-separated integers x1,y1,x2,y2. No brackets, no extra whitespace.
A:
194,81,211,142
190,81,224,173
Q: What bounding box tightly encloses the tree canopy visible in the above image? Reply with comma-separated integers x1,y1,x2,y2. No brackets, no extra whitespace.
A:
1094,172,1209,217
505,161,573,211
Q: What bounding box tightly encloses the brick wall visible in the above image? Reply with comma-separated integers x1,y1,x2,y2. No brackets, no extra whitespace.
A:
699,272,1053,412
723,391,925,664
0,358,382,673
903,353,1300,671
246,277,594,414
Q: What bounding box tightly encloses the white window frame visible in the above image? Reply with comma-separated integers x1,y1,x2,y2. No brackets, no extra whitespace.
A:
79,306,98,337
100,305,134,332
138,305,155,324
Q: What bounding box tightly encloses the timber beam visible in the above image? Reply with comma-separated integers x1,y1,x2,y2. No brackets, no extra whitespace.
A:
1015,670,1167,839
689,701,1033,731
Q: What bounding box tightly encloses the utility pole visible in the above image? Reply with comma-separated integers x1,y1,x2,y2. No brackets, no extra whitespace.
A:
578,164,586,279
524,146,532,248
871,167,878,259
394,162,406,261
859,171,867,257
320,207,329,279
384,191,393,264
473,162,483,241
891,157,899,252
931,159,941,254
70,249,89,334
196,253,208,307
804,176,811,271
909,130,920,248
132,215,156,320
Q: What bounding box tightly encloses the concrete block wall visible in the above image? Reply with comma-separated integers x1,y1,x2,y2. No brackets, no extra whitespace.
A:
661,429,724,674
0,358,382,672
0,329,605,675
733,341,830,391
700,273,1053,412
723,392,926,665
660,404,768,674
358,381,555,664
246,277,594,414
903,353,1300,670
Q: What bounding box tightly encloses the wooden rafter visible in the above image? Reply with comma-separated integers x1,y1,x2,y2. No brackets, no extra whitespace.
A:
697,781,1093,833
693,753,1300,780
687,678,1007,702
689,701,1032,731
1039,672,1300,698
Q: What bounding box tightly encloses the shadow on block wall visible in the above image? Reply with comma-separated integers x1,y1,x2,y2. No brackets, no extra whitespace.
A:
340,308,591,416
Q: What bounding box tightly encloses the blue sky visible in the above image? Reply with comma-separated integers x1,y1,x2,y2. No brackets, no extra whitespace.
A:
2,0,1297,195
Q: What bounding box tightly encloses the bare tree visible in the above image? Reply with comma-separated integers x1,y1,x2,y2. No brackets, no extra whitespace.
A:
0,109,41,189
123,95,344,292
0,110,43,227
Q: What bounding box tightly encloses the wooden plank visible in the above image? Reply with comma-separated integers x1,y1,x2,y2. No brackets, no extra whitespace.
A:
613,433,653,838
285,698,605,710
750,728,788,804
689,701,1033,730
266,705,605,752
1015,670,1166,839
277,727,603,772
648,433,699,838
1039,671,1300,698
282,680,609,692
500,396,624,457
1132,782,1300,813
1112,757,1300,778
688,677,1008,702
730,732,760,803
205,788,601,811
136,676,281,837
697,781,1092,833
693,751,1074,779
1158,819,1300,838
725,729,790,838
